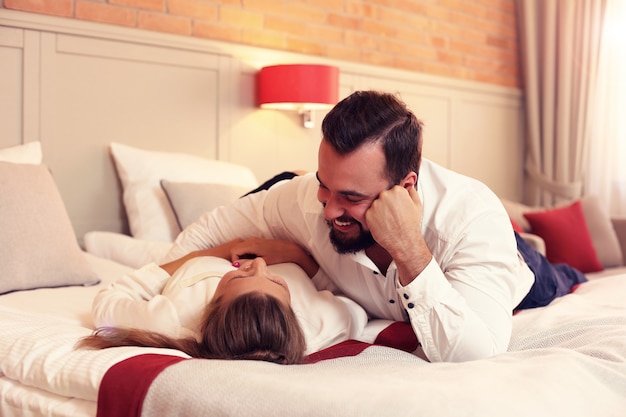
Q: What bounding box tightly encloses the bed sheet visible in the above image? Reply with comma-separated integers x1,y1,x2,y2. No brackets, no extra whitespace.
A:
0,253,131,326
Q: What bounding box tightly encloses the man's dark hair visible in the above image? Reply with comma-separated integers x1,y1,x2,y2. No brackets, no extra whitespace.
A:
321,90,424,185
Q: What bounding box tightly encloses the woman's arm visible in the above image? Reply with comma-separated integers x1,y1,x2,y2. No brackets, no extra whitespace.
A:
91,263,182,336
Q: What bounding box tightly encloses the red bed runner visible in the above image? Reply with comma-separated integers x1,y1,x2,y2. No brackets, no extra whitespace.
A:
97,354,187,417
97,322,418,416
305,321,419,363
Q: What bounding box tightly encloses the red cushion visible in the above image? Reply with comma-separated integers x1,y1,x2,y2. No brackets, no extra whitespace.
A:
510,218,524,233
523,200,603,273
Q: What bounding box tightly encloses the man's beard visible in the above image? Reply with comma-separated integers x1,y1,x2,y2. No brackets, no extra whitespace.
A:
326,218,376,254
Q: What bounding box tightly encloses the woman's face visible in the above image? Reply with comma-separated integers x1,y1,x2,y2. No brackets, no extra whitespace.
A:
213,257,291,306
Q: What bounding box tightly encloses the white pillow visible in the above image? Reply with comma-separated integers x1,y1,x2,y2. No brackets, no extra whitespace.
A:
0,141,42,164
84,231,171,268
161,180,250,230
109,143,258,242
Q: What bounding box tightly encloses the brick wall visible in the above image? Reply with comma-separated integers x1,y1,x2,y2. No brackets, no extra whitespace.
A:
1,0,520,88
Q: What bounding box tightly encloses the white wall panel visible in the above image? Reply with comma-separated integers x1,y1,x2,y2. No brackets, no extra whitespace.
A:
452,96,523,199
36,30,227,238
0,25,24,148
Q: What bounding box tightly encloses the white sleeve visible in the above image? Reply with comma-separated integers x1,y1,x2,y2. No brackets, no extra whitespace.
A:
397,258,506,362
91,263,183,338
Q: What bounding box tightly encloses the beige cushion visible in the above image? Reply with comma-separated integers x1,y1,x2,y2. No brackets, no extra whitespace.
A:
161,180,250,230
579,195,624,268
500,199,535,231
0,162,99,294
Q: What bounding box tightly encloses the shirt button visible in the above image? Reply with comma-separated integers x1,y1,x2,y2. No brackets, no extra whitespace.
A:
403,293,409,300
373,271,379,275
407,303,415,309
389,299,395,304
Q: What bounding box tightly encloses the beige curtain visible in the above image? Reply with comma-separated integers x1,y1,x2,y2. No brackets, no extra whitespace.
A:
584,0,626,216
516,0,606,205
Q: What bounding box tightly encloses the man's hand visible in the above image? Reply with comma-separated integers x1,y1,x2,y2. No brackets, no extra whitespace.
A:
365,185,432,285
160,237,318,278
159,239,243,276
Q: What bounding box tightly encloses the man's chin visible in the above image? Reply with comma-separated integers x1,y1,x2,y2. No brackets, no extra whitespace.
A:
329,229,375,254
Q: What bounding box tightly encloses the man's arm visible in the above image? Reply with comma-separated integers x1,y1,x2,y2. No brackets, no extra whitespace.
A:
365,184,530,362
365,185,431,285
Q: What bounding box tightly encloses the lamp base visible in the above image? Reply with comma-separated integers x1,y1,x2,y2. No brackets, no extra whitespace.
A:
299,109,314,129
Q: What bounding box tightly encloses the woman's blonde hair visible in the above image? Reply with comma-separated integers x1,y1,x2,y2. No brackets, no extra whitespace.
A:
77,291,306,365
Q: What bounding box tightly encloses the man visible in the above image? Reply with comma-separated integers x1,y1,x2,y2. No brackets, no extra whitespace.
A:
162,90,535,362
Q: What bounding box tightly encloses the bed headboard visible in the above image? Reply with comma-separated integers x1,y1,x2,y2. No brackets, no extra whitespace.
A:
0,9,524,244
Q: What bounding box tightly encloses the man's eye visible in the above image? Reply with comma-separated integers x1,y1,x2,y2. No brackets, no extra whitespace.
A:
345,196,364,204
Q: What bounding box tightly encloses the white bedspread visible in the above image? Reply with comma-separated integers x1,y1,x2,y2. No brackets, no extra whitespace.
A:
138,276,626,417
1,256,626,417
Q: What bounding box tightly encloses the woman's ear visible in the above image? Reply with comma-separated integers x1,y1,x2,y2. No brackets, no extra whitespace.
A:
401,171,418,190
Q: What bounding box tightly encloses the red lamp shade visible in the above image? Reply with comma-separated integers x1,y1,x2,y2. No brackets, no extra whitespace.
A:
257,64,339,111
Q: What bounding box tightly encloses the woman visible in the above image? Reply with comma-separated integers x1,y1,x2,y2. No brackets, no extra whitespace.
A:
78,238,367,365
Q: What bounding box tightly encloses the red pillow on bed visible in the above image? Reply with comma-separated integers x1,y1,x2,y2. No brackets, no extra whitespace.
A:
523,200,603,273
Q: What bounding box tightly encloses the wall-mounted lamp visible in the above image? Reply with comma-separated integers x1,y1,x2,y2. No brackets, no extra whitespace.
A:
257,64,339,128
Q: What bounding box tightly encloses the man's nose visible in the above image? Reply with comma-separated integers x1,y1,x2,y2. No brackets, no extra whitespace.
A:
323,193,345,220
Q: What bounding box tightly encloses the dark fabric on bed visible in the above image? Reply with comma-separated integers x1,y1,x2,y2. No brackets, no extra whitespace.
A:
241,171,299,197
514,231,588,311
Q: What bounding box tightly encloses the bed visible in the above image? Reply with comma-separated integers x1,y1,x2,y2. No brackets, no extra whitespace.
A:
2,10,626,414
2,140,626,417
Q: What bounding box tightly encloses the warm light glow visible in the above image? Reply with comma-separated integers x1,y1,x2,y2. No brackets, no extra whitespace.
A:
260,102,335,111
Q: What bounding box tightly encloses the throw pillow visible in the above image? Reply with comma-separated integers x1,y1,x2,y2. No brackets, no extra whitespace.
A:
109,143,258,242
500,199,534,231
0,141,42,164
161,180,250,230
523,200,603,273
577,195,623,268
0,162,100,294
